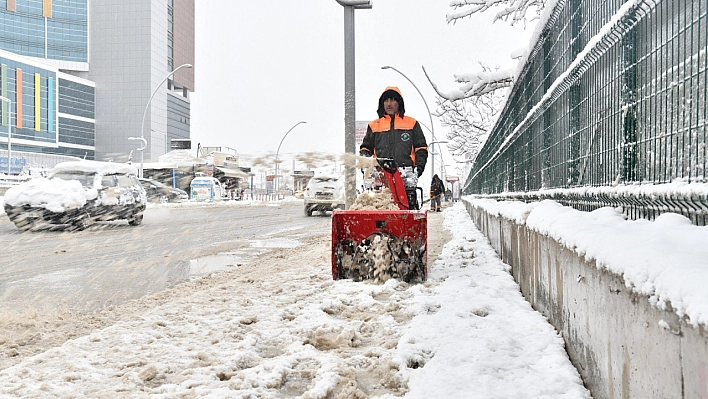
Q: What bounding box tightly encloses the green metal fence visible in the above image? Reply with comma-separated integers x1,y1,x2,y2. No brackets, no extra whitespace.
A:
464,0,708,224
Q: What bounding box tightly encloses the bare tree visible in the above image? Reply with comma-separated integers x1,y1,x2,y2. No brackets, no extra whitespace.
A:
424,64,512,160
425,1,545,163
447,0,546,26
434,84,507,160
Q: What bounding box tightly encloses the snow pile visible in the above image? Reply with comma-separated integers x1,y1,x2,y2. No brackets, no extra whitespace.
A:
3,178,92,213
386,204,590,398
0,203,589,398
350,188,399,211
470,198,708,327
487,180,708,200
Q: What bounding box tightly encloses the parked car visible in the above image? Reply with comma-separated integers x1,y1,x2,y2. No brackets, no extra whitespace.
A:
3,160,147,231
303,175,344,216
139,178,188,203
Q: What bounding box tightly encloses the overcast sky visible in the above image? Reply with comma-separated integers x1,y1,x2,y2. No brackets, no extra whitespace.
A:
190,0,534,178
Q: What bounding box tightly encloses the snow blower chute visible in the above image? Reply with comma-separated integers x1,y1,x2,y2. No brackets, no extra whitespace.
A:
332,159,427,283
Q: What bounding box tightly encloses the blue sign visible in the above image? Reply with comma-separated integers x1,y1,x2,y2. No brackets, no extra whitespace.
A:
0,156,28,173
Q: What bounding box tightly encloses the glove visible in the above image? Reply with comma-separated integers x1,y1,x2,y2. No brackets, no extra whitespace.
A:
416,166,424,177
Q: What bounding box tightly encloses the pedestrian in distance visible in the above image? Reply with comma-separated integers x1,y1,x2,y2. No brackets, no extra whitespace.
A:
360,86,429,209
430,174,444,212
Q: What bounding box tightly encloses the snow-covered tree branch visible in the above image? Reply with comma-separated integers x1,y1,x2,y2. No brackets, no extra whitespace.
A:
432,87,506,161
447,0,545,26
428,1,545,163
424,64,511,161
423,64,514,102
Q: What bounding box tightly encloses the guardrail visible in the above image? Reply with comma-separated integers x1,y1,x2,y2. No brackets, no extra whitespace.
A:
478,182,708,225
464,0,708,224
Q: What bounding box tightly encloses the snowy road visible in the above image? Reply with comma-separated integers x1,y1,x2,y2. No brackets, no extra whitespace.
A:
0,201,590,398
0,201,328,308
0,201,331,369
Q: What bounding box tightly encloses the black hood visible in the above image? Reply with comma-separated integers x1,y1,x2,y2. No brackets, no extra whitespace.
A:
377,87,405,118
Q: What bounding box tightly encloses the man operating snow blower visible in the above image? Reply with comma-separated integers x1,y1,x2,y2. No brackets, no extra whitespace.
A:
330,87,430,284
359,86,428,210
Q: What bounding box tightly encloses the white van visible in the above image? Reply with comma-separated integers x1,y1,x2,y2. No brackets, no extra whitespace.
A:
303,175,344,216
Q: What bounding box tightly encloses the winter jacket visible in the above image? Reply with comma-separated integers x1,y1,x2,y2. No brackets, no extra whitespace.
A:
360,87,428,170
430,176,444,197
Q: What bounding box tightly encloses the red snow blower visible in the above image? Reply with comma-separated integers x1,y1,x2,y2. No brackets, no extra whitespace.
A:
331,159,427,283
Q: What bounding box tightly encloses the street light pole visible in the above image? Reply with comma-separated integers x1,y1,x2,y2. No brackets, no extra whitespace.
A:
381,65,439,182
139,63,192,178
0,96,11,176
337,0,372,209
428,140,448,180
275,121,307,193
127,137,147,160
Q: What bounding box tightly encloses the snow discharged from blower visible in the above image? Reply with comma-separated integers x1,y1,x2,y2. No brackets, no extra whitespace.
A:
350,188,399,211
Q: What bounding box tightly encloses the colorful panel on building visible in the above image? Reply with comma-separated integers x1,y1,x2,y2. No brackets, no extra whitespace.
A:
48,77,54,133
15,68,21,129
43,0,52,18
0,54,74,148
1,63,6,127
35,73,40,131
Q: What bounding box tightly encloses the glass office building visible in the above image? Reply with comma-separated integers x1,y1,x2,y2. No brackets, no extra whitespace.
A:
0,0,194,171
0,0,93,167
0,0,88,63
0,51,95,167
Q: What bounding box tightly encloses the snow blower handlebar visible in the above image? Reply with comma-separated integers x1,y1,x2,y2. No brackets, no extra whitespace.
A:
371,159,410,210
375,158,399,174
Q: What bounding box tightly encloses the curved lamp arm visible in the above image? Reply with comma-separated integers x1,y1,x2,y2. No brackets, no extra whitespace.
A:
335,0,372,8
275,121,307,165
139,63,192,177
140,63,193,142
128,137,147,151
274,121,307,191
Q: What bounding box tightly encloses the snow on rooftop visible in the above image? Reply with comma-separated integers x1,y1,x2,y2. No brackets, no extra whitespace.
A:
158,149,205,165
52,160,138,176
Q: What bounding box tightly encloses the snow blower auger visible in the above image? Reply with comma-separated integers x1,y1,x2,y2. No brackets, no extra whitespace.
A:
332,159,427,284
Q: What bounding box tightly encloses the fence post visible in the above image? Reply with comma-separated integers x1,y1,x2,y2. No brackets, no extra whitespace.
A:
568,0,584,186
621,23,638,182
542,39,553,189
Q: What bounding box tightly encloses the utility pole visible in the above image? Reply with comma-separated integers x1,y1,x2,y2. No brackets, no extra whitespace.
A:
336,0,372,209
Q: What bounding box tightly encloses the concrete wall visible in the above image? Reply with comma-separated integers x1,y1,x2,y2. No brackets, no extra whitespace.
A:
463,200,708,399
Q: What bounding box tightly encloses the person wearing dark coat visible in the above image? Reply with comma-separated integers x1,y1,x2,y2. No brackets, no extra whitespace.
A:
359,87,429,176
430,174,444,212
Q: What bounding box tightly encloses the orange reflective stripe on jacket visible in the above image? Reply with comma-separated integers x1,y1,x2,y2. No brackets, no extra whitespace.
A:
361,114,429,169
368,115,417,133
